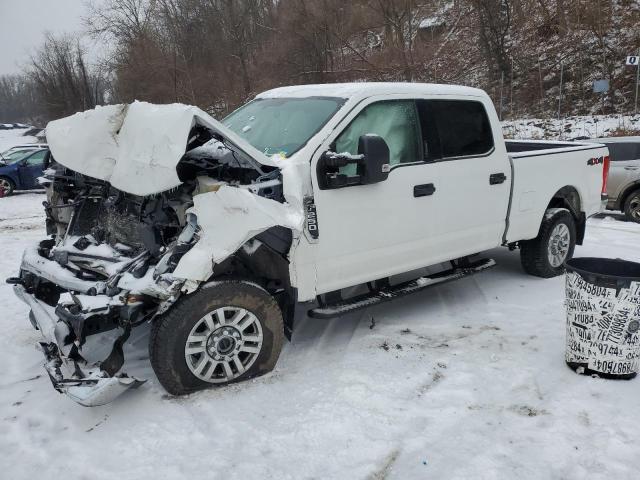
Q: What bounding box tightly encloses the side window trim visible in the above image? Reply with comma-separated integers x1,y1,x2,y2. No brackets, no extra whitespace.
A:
430,147,496,163
330,99,426,173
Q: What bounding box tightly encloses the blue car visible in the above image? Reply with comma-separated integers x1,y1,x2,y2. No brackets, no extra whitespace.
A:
0,148,50,196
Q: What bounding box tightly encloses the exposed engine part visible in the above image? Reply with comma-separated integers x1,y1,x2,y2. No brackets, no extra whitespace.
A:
15,119,295,406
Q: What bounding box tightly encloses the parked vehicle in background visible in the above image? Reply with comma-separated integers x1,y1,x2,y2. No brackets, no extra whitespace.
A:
589,137,640,223
0,147,49,196
0,144,49,163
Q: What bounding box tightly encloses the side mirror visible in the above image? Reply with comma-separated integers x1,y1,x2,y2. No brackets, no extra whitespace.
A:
317,134,390,189
357,134,390,185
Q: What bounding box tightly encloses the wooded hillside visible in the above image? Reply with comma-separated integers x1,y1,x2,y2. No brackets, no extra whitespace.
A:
1,0,639,124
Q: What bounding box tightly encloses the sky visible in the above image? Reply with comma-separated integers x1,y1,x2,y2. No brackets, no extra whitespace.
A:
0,0,104,75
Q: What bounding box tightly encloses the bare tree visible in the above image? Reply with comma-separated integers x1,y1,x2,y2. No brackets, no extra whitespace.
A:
472,0,512,82
0,75,39,123
370,0,429,81
27,34,105,120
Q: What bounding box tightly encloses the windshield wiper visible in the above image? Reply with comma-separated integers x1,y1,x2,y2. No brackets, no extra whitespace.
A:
214,133,267,175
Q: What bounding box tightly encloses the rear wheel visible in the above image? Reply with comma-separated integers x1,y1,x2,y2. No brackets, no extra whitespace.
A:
623,189,640,223
149,280,284,395
0,177,14,196
520,208,576,278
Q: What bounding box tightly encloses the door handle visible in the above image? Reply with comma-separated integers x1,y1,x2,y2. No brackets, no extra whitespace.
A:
624,166,639,171
414,183,436,197
489,173,507,185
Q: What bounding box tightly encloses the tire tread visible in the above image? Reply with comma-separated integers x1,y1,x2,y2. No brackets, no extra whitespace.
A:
520,209,576,278
149,280,284,396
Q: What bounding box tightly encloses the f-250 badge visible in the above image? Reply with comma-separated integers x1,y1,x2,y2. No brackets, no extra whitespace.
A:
304,197,319,241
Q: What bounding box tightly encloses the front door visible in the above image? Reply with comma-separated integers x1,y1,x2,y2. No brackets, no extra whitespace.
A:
311,98,440,294
18,150,47,189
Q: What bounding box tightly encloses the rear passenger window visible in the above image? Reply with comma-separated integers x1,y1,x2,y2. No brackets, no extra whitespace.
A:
420,100,494,159
606,143,639,161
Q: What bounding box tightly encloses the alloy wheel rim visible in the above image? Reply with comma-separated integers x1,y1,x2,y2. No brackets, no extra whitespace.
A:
548,223,570,267
184,306,263,383
0,178,11,194
629,195,640,221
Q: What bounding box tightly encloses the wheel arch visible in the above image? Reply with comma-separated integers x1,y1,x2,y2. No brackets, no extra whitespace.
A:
617,181,640,211
0,174,17,191
545,185,585,245
207,226,299,338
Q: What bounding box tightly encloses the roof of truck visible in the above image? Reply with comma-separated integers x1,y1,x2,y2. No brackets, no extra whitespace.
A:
257,82,487,100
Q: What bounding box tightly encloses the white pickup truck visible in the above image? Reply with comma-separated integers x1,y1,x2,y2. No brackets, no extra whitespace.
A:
9,83,609,405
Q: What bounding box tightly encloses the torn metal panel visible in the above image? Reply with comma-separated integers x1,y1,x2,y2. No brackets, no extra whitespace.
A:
46,101,277,196
14,284,145,406
173,185,304,282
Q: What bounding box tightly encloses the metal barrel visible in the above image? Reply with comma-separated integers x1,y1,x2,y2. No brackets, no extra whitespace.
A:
565,257,640,379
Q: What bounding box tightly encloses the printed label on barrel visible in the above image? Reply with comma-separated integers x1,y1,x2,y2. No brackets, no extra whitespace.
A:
565,272,640,375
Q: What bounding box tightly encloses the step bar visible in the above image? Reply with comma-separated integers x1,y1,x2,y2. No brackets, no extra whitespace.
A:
308,258,496,319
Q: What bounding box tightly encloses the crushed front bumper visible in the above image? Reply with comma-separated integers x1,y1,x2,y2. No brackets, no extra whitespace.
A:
14,284,145,406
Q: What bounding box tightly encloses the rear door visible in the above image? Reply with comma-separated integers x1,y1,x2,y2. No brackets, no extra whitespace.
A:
420,98,511,259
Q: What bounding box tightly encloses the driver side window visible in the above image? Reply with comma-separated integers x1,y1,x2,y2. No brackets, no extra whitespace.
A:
335,100,422,175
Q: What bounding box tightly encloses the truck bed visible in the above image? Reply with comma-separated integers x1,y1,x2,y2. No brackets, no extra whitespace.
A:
504,139,608,244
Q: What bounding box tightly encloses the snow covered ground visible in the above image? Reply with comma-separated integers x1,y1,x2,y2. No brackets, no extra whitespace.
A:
0,128,38,152
503,114,640,140
1,192,639,479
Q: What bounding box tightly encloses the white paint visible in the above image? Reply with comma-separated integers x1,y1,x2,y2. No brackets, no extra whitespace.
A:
506,143,607,243
257,82,486,101
173,186,304,282
45,101,275,197
287,88,604,297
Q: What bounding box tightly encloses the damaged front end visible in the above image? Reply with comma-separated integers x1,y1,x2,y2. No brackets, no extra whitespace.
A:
11,166,202,405
9,103,295,406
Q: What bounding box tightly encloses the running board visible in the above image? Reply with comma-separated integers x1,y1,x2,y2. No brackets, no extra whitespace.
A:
308,258,496,319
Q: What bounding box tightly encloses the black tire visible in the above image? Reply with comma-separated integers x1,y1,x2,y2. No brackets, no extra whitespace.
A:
520,208,576,278
0,176,14,196
149,280,284,395
623,189,640,224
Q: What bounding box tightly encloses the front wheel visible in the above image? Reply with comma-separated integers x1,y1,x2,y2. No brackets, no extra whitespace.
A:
520,208,576,278
623,189,640,223
149,280,284,395
0,177,14,196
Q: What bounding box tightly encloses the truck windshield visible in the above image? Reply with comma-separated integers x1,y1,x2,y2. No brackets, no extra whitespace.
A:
223,97,344,157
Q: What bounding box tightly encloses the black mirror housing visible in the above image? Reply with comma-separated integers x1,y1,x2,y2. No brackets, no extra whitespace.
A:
358,134,390,185
317,134,390,190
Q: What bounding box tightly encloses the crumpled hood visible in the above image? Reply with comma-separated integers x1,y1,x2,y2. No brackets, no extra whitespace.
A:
46,101,275,196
